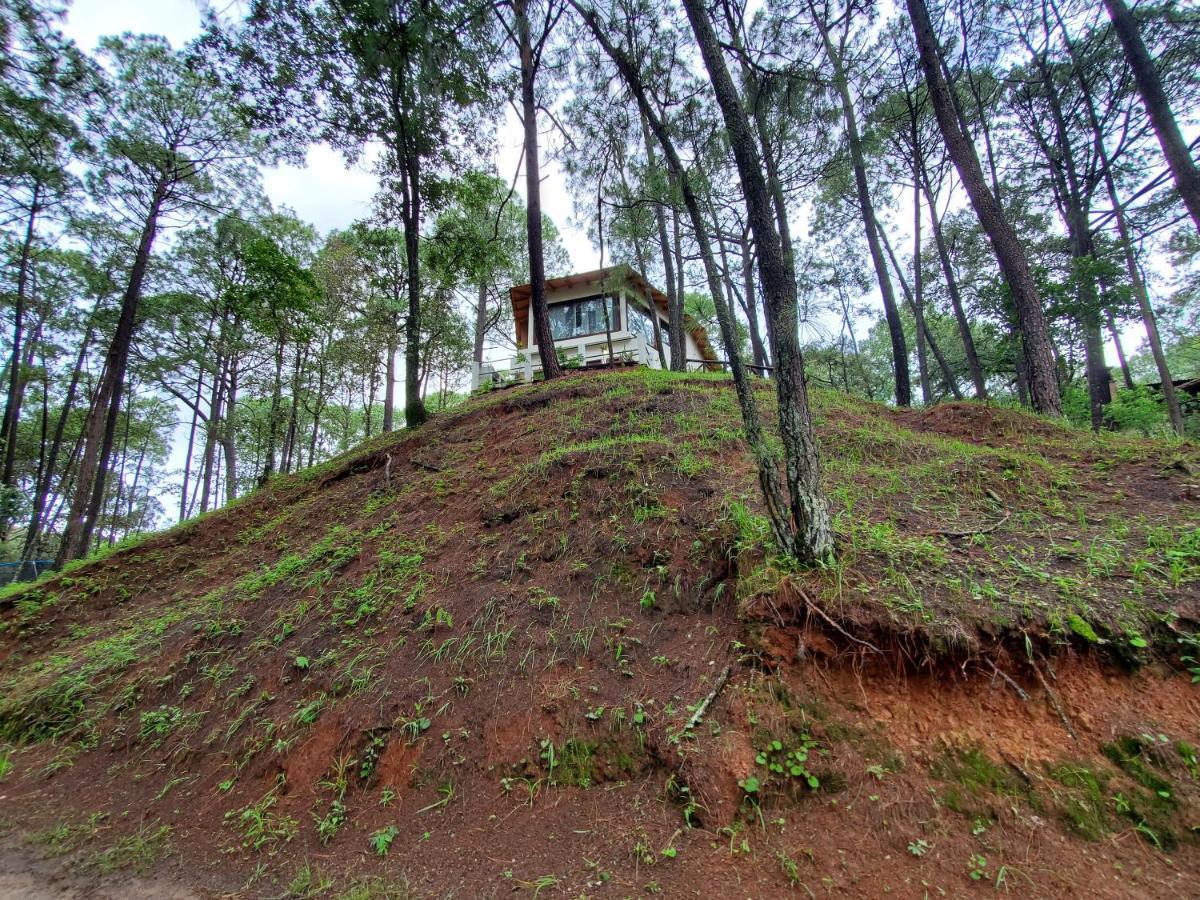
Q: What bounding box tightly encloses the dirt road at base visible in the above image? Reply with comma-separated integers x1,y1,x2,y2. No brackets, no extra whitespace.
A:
0,840,198,900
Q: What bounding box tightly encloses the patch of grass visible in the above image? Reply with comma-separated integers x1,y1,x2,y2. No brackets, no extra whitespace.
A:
85,823,171,875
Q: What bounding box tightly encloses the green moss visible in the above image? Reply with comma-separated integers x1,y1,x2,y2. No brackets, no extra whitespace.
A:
1102,737,1176,805
1048,763,1110,839
932,747,1027,815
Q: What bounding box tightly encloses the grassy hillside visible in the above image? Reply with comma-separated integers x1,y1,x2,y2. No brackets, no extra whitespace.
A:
0,367,1198,898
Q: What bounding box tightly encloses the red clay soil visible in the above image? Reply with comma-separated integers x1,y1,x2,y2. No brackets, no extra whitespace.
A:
0,369,1197,898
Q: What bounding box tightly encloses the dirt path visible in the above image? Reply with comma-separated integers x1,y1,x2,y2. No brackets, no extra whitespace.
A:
0,839,197,900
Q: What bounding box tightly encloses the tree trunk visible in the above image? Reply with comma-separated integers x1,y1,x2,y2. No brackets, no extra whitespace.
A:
1,181,41,514
57,181,166,565
21,322,91,567
400,150,427,428
679,0,833,561
1033,49,1105,428
222,358,238,504
516,0,562,381
672,201,690,346
906,0,1061,414
1104,0,1200,234
198,352,225,515
261,331,285,483
1105,307,1135,391
911,179,931,404
578,1,815,558
877,220,963,400
641,115,686,370
282,345,305,473
1060,11,1184,432
921,174,987,398
738,231,769,373
383,324,397,432
473,277,488,367
814,12,910,406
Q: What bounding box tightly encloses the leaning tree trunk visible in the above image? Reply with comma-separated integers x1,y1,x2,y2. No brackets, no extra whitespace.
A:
516,0,562,381
21,322,91,567
57,181,166,565
680,0,834,561
906,0,1061,415
1104,0,1200,235
577,2,810,558
814,13,911,406
920,171,987,399
1,181,42,520
911,179,931,404
877,221,963,401
738,231,770,373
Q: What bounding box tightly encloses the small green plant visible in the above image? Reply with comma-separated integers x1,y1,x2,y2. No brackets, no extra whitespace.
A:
0,747,12,779
968,853,988,881
314,799,346,845
639,589,656,611
776,850,801,886
755,736,820,789
738,775,760,795
138,706,182,743
908,838,930,857
371,825,400,856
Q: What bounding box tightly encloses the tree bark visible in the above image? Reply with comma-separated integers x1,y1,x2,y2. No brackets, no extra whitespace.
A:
516,0,562,381
57,181,166,564
383,323,397,432
1,181,42,514
473,277,489,366
680,0,834,561
641,115,686,370
576,1,817,558
813,10,910,406
877,220,963,400
912,180,931,404
920,173,987,398
400,151,427,427
906,0,1061,415
1103,0,1200,234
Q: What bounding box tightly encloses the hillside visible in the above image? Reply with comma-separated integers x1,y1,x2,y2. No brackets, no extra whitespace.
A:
0,367,1198,898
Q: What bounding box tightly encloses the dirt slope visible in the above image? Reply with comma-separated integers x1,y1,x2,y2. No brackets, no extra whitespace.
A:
0,368,1198,898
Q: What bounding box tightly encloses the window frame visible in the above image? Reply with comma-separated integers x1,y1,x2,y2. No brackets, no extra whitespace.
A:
536,292,622,344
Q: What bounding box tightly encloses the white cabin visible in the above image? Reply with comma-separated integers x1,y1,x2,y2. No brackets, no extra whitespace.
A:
472,267,716,387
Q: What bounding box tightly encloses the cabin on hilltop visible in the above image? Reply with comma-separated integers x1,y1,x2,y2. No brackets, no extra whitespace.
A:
472,266,717,388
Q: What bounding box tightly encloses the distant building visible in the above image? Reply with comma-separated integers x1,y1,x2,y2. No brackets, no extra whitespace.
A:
472,266,716,388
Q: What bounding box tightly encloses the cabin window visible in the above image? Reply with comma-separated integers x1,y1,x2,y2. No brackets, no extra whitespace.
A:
626,298,661,349
545,294,620,341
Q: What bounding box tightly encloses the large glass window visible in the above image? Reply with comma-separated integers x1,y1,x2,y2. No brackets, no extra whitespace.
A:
626,297,661,348
545,294,620,341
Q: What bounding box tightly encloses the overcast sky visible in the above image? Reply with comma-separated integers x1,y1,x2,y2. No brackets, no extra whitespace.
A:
60,0,599,270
